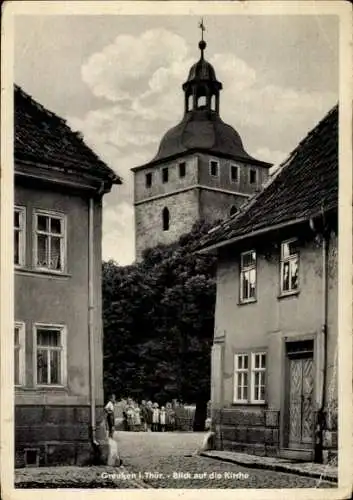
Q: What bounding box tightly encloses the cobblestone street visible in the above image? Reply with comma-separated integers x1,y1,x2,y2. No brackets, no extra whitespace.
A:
115,431,336,489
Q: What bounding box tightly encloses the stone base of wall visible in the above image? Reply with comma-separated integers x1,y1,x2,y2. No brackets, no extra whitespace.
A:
15,405,108,467
212,408,281,458
212,407,338,461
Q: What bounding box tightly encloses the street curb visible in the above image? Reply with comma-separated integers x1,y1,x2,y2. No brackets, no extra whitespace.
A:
200,452,338,484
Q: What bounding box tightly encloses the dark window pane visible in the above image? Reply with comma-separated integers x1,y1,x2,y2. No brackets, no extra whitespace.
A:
50,350,60,384
238,356,242,369
262,354,266,368
249,169,257,184
244,355,248,370
242,272,249,300
162,168,169,183
14,211,20,228
237,385,242,400
37,329,59,347
145,173,152,188
14,231,19,265
50,237,62,270
37,350,48,384
231,166,239,182
14,327,19,345
37,215,48,231
37,234,48,266
260,385,265,401
14,347,20,385
179,162,186,178
210,161,218,176
51,217,62,234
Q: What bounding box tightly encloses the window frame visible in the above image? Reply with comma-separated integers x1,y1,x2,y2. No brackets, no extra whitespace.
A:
249,168,257,185
209,160,220,178
230,164,240,184
33,209,67,274
145,172,153,188
14,206,26,268
162,167,169,184
179,162,186,178
250,352,266,404
233,351,267,404
33,323,67,387
280,238,299,295
233,353,249,403
239,250,257,304
14,321,26,387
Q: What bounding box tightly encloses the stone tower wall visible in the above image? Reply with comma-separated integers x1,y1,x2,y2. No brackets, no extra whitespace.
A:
135,188,200,260
199,188,249,222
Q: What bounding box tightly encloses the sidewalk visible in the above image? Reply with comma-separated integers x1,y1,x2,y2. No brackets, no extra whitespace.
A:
200,450,338,483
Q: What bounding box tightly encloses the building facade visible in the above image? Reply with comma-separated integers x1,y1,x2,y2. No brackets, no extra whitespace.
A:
197,105,338,462
14,86,121,466
132,36,271,260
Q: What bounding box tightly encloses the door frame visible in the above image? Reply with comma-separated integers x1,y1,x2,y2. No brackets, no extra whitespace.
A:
279,333,317,453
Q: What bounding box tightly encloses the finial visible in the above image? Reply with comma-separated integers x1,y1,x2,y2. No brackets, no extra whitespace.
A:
198,18,206,59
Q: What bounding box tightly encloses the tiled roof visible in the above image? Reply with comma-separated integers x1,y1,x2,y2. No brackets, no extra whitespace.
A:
197,104,338,252
14,85,122,184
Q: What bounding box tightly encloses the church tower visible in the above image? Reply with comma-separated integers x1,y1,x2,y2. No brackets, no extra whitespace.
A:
132,23,272,260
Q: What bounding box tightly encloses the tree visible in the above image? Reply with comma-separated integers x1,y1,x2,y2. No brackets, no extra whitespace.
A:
102,220,218,406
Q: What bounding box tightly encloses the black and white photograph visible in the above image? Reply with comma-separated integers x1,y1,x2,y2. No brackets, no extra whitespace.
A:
1,1,352,498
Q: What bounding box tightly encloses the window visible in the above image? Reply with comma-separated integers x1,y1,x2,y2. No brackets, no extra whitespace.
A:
145,172,152,188
230,205,237,217
251,352,266,403
35,325,66,386
162,167,169,183
280,239,299,294
234,354,248,402
179,162,186,178
34,211,66,272
14,322,25,386
14,207,26,266
210,160,219,177
211,95,216,111
230,165,240,183
197,95,207,108
233,351,267,403
240,250,256,302
249,169,257,185
162,207,170,231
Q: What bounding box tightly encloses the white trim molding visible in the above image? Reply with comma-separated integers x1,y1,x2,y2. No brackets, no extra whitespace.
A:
14,205,26,268
33,322,67,388
14,321,26,387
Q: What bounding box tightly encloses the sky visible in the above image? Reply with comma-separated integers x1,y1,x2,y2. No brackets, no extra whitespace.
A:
14,13,339,265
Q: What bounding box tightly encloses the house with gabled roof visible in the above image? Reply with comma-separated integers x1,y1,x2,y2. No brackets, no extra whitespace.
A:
14,85,121,466
197,105,338,463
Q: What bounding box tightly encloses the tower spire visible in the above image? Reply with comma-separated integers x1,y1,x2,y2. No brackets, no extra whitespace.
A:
198,18,206,59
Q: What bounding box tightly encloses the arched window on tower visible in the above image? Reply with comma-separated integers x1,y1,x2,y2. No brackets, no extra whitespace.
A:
230,205,237,217
197,95,207,109
188,95,193,112
162,207,170,231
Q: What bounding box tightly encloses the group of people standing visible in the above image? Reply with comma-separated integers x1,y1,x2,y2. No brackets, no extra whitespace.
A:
104,395,177,436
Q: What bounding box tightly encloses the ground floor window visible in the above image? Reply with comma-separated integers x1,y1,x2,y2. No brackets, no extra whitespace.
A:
233,351,266,403
34,324,66,386
14,322,25,386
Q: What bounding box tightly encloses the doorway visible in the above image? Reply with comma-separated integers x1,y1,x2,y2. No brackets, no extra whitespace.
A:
283,340,315,453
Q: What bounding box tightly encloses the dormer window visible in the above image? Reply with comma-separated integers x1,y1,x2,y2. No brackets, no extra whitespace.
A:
210,160,219,177
162,167,169,183
249,169,257,185
179,162,186,178
145,172,152,188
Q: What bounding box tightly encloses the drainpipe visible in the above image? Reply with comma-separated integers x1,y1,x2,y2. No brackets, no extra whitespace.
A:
312,215,329,463
88,196,98,447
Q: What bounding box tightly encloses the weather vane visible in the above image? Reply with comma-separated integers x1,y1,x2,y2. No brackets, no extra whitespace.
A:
199,18,206,41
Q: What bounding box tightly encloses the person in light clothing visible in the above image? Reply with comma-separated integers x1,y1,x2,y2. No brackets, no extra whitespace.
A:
152,403,160,432
104,394,116,438
159,406,166,432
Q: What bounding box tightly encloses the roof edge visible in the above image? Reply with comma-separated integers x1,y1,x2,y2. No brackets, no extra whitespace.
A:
131,148,272,172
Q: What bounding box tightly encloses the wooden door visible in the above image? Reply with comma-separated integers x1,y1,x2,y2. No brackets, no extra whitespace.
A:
288,356,314,448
